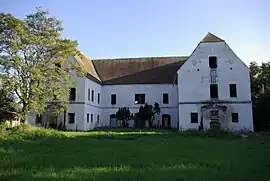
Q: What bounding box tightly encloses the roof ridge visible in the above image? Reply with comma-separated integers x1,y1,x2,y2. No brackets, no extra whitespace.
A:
92,56,189,61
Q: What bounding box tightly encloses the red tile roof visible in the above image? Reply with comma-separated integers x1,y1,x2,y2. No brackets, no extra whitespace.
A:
200,32,224,43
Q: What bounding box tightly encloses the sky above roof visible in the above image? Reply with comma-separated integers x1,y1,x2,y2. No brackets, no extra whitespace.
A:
1,0,269,65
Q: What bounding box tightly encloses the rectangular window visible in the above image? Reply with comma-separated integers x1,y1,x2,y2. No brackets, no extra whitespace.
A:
98,93,100,104
69,88,76,101
86,113,89,123
91,90,94,102
36,115,42,124
232,113,239,123
163,93,169,104
135,94,145,104
111,94,116,105
210,84,218,98
88,89,90,101
97,115,100,124
209,56,217,69
229,84,237,98
190,113,198,123
91,114,93,123
68,113,75,124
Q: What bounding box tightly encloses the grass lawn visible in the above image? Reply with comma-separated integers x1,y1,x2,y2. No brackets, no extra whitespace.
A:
0,125,270,181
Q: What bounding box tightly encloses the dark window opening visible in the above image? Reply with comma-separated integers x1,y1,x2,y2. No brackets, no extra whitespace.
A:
91,90,94,102
88,89,90,101
68,113,75,123
87,113,89,123
163,93,169,104
69,88,76,101
229,84,237,97
191,113,198,123
36,115,42,124
98,93,100,104
97,115,100,124
111,94,116,105
135,94,145,104
91,114,93,123
210,84,218,98
232,113,239,123
209,56,217,69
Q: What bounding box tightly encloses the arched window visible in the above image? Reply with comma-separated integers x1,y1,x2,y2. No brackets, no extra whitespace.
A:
162,114,171,128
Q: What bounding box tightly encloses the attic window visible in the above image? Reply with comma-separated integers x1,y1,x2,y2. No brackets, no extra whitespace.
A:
209,56,217,69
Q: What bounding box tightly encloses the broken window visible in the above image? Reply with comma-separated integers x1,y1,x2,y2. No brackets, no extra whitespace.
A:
69,88,76,101
209,56,217,69
163,93,169,104
210,84,218,98
111,94,116,105
229,84,237,97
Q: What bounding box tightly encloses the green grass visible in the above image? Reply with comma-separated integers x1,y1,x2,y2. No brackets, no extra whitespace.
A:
1,124,270,181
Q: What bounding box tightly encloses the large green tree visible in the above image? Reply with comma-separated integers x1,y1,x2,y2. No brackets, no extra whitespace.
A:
250,61,270,130
0,7,84,121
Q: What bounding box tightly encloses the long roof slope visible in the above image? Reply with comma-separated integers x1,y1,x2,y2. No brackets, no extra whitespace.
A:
75,32,224,85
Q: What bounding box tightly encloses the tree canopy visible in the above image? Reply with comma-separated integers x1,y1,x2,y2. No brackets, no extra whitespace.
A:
0,7,84,121
250,61,270,130
135,102,160,128
115,107,133,128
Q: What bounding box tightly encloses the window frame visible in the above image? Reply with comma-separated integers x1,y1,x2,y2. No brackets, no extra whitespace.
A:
91,114,93,123
98,93,100,104
88,89,91,101
86,113,89,123
111,94,116,105
229,84,237,98
68,113,75,124
209,56,217,69
135,94,145,104
69,88,76,101
91,90,94,102
97,115,100,124
190,112,198,123
210,84,218,98
231,113,239,123
163,93,169,104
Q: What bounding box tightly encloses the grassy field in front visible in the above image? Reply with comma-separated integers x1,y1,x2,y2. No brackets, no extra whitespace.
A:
0,125,270,181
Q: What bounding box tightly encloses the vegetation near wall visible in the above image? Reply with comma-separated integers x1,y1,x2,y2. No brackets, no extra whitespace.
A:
250,61,270,131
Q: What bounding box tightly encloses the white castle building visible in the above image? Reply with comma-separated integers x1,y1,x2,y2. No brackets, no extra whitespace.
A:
28,33,254,131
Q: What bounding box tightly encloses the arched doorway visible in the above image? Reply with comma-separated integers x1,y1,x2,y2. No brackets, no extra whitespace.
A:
162,114,171,128
110,114,119,127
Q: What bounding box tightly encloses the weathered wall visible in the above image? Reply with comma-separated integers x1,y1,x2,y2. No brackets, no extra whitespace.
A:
177,41,253,131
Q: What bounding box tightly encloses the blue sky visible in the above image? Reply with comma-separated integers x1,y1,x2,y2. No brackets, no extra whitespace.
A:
1,0,269,64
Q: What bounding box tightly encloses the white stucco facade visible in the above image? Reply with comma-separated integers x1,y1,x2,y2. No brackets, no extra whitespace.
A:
177,41,253,131
28,33,254,132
